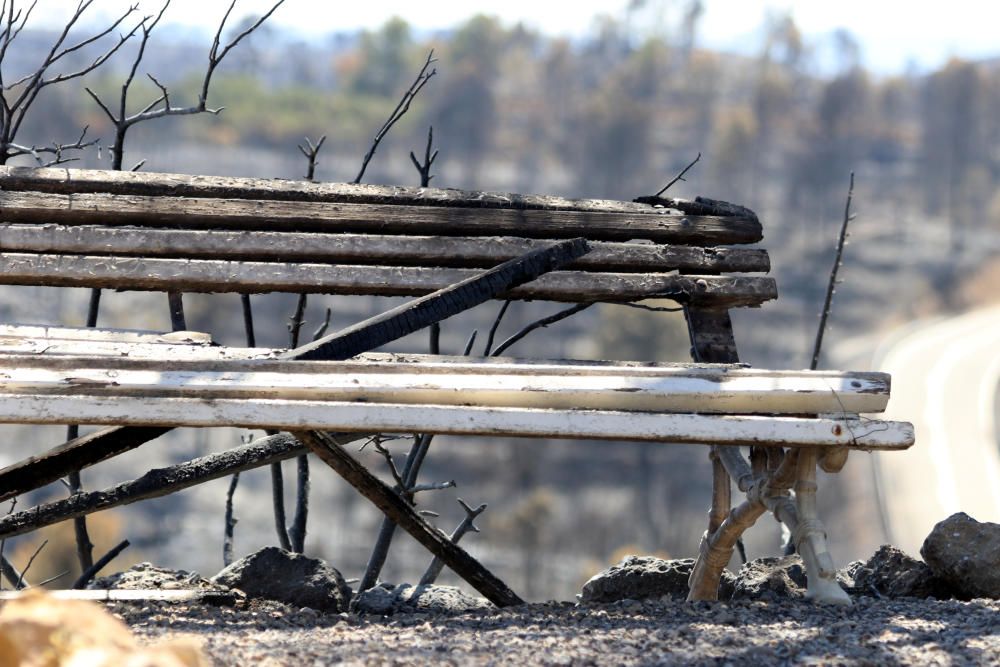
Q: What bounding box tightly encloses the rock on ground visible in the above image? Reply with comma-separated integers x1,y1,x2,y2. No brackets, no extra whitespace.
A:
921,512,1000,599
90,562,219,591
580,556,735,603
353,583,493,615
730,555,809,601
211,547,351,612
848,545,952,599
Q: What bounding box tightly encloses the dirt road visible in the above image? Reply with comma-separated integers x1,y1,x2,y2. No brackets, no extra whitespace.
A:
875,304,1000,555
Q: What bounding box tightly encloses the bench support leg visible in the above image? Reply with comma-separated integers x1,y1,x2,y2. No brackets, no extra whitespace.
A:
790,448,850,605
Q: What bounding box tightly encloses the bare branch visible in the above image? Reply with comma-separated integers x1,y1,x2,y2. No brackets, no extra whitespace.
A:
419,498,487,585
297,134,326,181
223,472,239,566
491,303,593,357
15,538,46,590
311,307,332,340
373,439,406,491
0,554,26,590
811,171,855,370
654,152,702,197
483,300,512,356
409,126,437,187
72,539,130,589
354,50,437,184
410,480,457,494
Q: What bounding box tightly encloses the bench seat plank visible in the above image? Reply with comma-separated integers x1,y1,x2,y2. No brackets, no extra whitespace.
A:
0,393,913,449
0,190,762,245
0,355,890,414
0,166,754,221
0,224,771,274
0,252,777,306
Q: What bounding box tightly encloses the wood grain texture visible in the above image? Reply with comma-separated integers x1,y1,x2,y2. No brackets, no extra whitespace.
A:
0,165,758,222
0,253,778,306
0,190,763,245
0,224,771,274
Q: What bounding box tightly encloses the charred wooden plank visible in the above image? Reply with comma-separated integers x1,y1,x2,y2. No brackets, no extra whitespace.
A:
286,238,590,360
0,434,326,540
0,253,777,306
0,425,171,503
0,191,763,245
0,166,757,222
0,224,771,274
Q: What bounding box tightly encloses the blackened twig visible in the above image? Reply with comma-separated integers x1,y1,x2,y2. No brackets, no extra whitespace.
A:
654,152,701,197
353,50,437,184
463,330,478,356
15,539,47,590
410,480,456,494
288,294,308,348
167,292,186,331
483,300,512,356
0,554,25,590
84,0,284,170
491,303,593,357
72,539,130,589
419,499,487,586
269,464,292,551
240,294,256,347
223,472,239,566
409,126,437,187
811,171,855,370
297,135,326,182
311,308,332,341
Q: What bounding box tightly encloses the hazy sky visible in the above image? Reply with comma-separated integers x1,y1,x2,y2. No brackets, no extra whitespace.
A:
35,0,1000,74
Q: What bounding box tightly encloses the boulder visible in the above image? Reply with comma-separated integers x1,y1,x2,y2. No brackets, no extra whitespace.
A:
90,562,218,591
211,547,351,612
730,555,809,601
353,583,492,615
848,545,951,599
580,556,735,603
921,512,1000,599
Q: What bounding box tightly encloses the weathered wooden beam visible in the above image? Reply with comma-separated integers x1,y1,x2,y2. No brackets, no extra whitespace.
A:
0,356,893,414
0,166,755,223
0,190,763,245
286,237,590,361
0,434,342,540
0,253,777,306
0,394,916,450
293,430,524,607
0,224,771,274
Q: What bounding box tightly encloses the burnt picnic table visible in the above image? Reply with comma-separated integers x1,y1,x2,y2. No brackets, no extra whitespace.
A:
0,166,913,605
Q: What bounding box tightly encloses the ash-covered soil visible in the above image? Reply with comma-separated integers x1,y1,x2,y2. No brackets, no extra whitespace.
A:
116,596,1000,666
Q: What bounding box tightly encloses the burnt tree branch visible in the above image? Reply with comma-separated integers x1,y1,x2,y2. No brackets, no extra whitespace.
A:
354,50,436,184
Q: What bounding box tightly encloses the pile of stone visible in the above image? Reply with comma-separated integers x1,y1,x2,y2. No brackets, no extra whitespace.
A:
580,512,1000,604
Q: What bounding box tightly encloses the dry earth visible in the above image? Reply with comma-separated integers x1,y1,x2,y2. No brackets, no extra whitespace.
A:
116,596,1000,666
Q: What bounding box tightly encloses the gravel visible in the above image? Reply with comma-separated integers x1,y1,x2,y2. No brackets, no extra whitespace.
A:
110,596,1000,665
